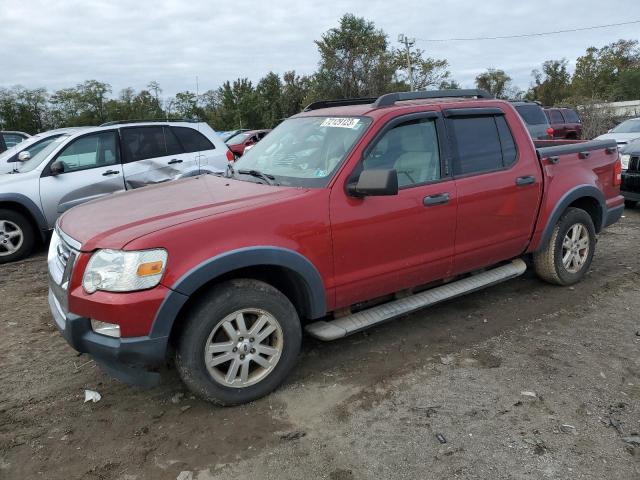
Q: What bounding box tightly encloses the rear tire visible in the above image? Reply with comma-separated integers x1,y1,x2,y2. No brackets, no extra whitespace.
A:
533,207,596,286
0,209,35,264
175,279,301,406
624,200,637,209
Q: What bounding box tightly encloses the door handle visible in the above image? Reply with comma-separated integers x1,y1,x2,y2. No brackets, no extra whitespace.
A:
168,159,183,165
423,193,450,206
102,170,120,176
516,175,536,186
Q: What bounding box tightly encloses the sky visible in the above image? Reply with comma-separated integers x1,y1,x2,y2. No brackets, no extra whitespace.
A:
2,0,640,99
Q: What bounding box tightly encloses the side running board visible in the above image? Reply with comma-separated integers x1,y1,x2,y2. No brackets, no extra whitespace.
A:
305,259,527,341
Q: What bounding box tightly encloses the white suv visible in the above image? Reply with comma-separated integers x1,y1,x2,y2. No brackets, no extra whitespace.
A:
0,121,233,263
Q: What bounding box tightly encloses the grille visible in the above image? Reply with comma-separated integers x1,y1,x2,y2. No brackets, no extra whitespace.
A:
48,230,78,288
628,156,640,173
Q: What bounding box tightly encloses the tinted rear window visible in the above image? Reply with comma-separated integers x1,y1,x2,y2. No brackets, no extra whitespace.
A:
121,127,167,162
515,105,548,125
562,109,580,123
172,126,215,153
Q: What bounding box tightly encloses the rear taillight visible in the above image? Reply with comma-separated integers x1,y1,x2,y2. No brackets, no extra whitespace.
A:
546,127,554,139
226,150,235,162
614,157,622,186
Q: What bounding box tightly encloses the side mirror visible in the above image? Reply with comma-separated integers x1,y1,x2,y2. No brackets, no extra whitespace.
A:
608,129,613,133
17,151,31,162
348,169,399,197
50,161,65,176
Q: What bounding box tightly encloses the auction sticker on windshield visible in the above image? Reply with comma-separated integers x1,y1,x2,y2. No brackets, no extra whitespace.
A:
321,118,360,129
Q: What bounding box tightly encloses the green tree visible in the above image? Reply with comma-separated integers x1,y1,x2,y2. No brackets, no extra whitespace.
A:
475,69,512,99
255,72,283,128
528,59,571,105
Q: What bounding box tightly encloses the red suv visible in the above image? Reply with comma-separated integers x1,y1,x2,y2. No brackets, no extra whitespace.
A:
226,129,271,157
544,107,582,139
49,89,623,405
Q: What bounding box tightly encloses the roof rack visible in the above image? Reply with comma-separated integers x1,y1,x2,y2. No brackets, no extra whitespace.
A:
99,118,198,127
303,97,379,112
373,89,493,107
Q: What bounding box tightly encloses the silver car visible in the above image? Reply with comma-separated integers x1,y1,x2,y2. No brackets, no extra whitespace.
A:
0,121,232,263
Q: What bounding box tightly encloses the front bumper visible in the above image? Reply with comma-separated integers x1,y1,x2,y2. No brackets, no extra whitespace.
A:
622,171,640,202
49,288,168,387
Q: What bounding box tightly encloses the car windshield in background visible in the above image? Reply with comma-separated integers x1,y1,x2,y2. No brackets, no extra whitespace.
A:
612,119,640,133
233,116,371,188
226,133,251,145
14,135,70,172
515,105,548,125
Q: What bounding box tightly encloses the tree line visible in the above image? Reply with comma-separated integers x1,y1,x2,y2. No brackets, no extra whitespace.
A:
2,14,639,135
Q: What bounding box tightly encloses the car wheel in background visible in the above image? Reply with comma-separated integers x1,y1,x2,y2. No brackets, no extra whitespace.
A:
0,209,35,264
533,207,596,286
624,200,637,209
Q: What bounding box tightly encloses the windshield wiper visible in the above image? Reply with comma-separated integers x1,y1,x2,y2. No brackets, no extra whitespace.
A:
237,169,277,186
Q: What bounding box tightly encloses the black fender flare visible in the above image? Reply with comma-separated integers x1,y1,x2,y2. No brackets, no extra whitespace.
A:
0,192,48,239
149,246,327,338
536,185,605,251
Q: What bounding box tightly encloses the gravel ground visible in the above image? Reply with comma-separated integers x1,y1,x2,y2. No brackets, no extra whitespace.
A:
1,210,639,480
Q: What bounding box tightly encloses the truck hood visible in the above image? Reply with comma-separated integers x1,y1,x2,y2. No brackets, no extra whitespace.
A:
58,175,309,251
595,132,640,145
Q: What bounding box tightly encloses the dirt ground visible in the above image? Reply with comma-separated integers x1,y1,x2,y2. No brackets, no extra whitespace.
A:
1,211,639,480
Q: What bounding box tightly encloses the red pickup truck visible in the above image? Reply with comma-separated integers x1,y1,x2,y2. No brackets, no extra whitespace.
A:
48,89,623,405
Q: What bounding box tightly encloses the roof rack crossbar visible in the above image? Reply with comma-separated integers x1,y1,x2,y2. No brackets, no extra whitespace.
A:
303,97,379,112
373,89,493,108
99,118,198,127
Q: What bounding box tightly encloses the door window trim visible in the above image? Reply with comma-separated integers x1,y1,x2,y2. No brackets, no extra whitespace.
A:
41,129,121,177
348,110,452,192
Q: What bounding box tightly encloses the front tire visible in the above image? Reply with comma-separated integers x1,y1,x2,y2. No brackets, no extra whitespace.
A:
533,207,596,286
0,209,35,264
175,279,301,406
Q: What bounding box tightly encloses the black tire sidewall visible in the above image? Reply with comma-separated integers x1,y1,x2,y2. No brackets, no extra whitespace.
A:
176,279,301,406
552,209,596,285
0,209,35,264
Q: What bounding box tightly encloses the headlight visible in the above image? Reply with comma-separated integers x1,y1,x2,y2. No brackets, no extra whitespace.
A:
620,154,630,170
82,249,167,293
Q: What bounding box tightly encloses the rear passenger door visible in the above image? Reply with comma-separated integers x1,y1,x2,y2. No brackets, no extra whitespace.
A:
445,108,542,275
120,126,196,189
171,126,221,174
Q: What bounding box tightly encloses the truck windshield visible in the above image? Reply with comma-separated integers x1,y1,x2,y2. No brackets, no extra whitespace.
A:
612,119,640,133
232,116,371,187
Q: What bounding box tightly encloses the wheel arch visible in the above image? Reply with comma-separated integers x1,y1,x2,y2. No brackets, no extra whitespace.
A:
149,247,327,341
536,185,605,252
0,193,48,241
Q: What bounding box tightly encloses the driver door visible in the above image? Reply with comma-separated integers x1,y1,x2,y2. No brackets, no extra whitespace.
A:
39,131,125,228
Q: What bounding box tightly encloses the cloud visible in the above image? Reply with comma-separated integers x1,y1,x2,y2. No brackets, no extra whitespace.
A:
2,0,639,97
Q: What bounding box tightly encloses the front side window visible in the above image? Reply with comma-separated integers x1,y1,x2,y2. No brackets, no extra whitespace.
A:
172,126,215,152
233,116,372,188
362,118,440,188
55,132,119,173
450,116,512,176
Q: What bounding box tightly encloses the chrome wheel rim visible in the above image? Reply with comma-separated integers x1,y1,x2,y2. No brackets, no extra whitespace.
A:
562,223,589,273
204,308,283,388
0,220,23,256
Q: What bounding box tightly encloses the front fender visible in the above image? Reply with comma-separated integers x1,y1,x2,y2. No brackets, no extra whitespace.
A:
149,246,327,338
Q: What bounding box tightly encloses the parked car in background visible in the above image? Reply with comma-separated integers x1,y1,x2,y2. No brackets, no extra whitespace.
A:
0,131,30,152
0,127,89,174
0,120,233,262
595,118,640,147
226,129,271,157
620,138,640,208
544,107,582,139
219,129,251,142
511,101,553,140
48,89,622,406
